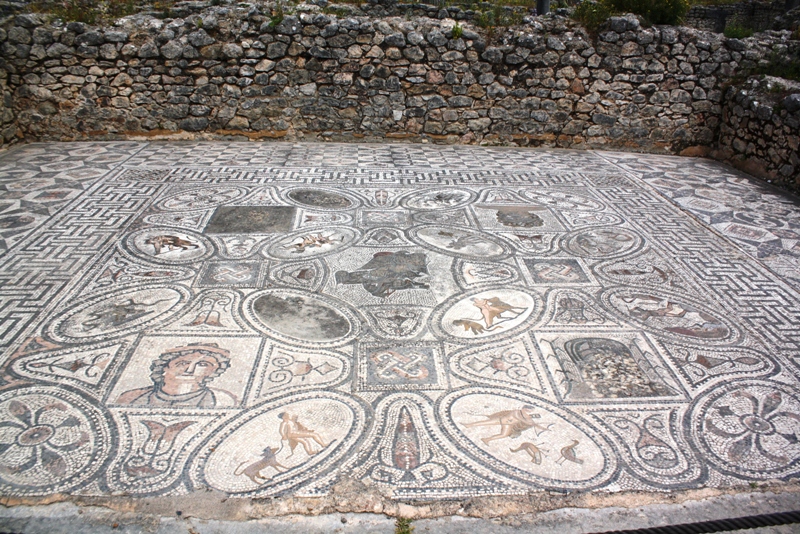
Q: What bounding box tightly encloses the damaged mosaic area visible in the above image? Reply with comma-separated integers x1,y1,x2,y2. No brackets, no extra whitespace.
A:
0,142,799,501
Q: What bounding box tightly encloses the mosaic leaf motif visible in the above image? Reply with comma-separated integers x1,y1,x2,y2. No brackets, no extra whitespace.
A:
349,396,502,498
591,409,703,488
11,342,125,389
362,305,429,340
660,343,774,389
450,337,545,394
256,345,349,396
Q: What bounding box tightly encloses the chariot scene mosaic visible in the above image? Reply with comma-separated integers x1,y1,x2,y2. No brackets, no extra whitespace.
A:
1,142,799,501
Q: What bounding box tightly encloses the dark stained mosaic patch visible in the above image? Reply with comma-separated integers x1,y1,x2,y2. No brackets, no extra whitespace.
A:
288,189,352,209
205,206,296,234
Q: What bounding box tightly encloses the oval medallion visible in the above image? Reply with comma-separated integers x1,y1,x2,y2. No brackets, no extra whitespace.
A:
409,225,510,261
286,188,356,210
127,228,212,264
521,190,605,211
244,289,360,346
402,188,475,210
440,388,614,489
198,393,366,495
563,228,642,259
436,288,537,341
48,285,189,342
264,227,358,260
602,288,737,343
159,186,246,210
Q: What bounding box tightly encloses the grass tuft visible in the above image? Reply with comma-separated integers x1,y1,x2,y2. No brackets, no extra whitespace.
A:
395,517,414,534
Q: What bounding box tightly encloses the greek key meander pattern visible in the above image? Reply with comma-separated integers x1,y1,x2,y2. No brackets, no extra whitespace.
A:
0,142,799,499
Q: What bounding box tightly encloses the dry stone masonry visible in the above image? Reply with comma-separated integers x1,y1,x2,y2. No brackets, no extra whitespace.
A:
0,2,799,189
716,76,800,191
683,0,794,33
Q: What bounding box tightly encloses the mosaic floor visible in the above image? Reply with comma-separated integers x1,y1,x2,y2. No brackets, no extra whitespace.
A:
0,142,799,501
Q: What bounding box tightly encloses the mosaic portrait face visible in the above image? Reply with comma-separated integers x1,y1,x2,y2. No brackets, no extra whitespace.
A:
161,352,222,389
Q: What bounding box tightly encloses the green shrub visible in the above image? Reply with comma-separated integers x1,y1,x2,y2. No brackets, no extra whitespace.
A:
452,21,463,39
269,1,285,27
574,0,688,29
604,0,689,24
758,52,800,82
724,23,753,38
723,13,753,38
475,5,523,32
573,0,613,31
30,0,140,23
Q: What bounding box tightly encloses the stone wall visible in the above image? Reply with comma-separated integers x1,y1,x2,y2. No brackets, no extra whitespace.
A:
0,6,798,154
716,77,800,191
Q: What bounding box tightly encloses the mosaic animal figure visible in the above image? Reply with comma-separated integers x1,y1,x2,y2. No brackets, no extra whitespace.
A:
556,440,583,465
446,233,485,250
335,251,429,298
452,319,502,335
472,297,527,327
463,406,545,444
510,442,547,465
234,446,287,484
287,233,338,254
144,235,199,255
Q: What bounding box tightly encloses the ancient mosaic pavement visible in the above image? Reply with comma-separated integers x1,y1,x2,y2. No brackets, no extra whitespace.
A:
0,142,799,500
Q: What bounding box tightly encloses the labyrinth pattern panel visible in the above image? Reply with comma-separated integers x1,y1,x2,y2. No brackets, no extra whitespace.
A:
0,142,799,500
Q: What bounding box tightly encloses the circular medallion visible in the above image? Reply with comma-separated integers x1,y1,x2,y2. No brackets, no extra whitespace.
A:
0,385,114,496
243,289,361,347
126,228,213,264
48,285,190,342
689,380,800,479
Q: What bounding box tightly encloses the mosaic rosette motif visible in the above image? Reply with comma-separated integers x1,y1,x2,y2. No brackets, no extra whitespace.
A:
0,143,799,500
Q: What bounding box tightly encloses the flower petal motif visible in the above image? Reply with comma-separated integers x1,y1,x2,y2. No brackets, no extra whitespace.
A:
41,447,67,476
760,391,783,417
8,401,32,426
727,433,753,461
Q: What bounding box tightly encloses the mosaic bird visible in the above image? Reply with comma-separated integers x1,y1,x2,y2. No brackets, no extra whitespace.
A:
556,440,583,465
